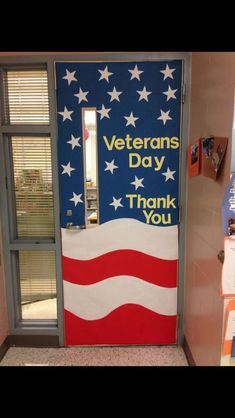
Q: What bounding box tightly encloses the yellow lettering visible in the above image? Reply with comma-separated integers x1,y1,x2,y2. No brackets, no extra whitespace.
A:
125,134,133,149
126,194,137,208
137,195,147,208
154,156,165,171
170,136,179,149
161,137,171,148
143,210,153,223
143,137,151,148
133,137,143,149
102,135,116,151
129,153,141,168
115,138,125,150
146,198,156,209
166,195,176,209
161,213,172,224
142,156,152,168
150,138,161,149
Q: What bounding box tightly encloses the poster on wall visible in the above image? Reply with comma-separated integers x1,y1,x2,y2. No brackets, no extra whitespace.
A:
221,173,235,296
222,173,235,236
223,300,235,355
201,136,228,180
187,139,200,177
221,237,235,296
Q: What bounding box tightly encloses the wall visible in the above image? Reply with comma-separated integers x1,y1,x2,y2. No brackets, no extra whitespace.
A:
184,52,235,365
0,223,8,345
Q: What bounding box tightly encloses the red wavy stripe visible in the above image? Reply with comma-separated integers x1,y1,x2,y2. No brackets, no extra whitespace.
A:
62,250,177,287
64,305,177,345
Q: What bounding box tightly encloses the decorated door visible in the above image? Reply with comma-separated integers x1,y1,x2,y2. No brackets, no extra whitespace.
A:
55,60,182,345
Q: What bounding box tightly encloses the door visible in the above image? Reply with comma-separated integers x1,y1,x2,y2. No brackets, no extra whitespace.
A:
55,60,182,346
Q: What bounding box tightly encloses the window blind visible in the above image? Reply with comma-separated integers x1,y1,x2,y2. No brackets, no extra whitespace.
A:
19,250,57,319
11,136,55,238
5,70,50,124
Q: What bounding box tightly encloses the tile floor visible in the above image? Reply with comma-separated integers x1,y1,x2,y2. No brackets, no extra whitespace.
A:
0,345,188,366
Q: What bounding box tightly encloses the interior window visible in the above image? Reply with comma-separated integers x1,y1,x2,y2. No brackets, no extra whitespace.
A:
83,109,99,227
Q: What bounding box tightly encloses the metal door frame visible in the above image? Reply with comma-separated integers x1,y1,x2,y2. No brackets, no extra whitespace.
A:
0,52,190,346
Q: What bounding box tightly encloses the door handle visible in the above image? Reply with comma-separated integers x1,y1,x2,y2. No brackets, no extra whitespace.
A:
66,222,86,230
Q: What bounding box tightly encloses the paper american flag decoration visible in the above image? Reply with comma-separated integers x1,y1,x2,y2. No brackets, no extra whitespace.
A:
56,60,182,345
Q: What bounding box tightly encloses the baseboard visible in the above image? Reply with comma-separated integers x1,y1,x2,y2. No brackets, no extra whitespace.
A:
182,337,196,366
8,335,59,347
0,336,10,361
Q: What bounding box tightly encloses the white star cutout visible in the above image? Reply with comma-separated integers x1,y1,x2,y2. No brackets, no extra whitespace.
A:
58,106,74,122
104,159,118,174
67,135,81,150
137,86,152,102
97,105,111,120
163,85,177,101
109,197,123,211
124,112,139,127
107,86,123,102
69,192,83,206
157,109,172,125
128,65,143,81
98,66,113,83
62,69,77,86
131,176,144,190
74,88,89,104
160,64,175,80
61,162,75,176
162,167,176,181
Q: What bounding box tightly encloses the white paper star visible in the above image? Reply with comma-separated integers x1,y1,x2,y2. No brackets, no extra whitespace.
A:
124,112,139,127
58,106,74,122
162,167,176,181
104,159,118,174
62,69,77,86
160,64,175,80
61,162,76,176
109,197,123,211
163,85,177,101
128,65,143,81
98,65,113,82
69,192,83,206
97,105,111,120
131,176,144,190
157,109,172,125
74,88,89,104
107,86,123,102
67,135,81,150
137,86,152,102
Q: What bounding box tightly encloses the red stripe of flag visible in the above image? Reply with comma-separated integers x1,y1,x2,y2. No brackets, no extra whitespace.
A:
62,250,177,287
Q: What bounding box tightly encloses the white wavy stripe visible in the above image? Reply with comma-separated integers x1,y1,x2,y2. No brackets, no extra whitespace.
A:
63,276,177,320
61,218,178,260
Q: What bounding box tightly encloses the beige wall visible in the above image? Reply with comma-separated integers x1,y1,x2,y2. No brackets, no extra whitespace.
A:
0,223,8,345
184,52,235,365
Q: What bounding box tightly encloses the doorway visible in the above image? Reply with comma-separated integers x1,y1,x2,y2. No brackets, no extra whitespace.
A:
56,59,184,345
0,52,189,348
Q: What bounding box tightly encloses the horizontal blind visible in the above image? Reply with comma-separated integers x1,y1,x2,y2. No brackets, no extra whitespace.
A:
11,136,55,238
19,250,57,319
5,70,50,124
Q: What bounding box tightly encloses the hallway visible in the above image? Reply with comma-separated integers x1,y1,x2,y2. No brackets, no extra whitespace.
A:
0,346,188,366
